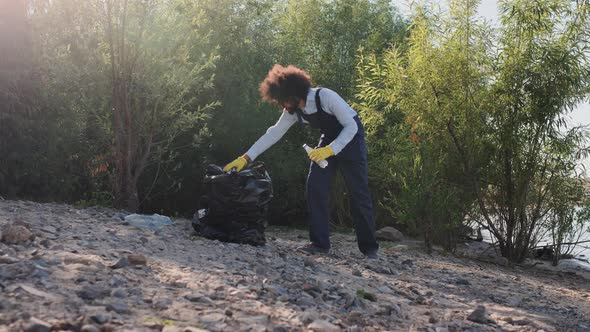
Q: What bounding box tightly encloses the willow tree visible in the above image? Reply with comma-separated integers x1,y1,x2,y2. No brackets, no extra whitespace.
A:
356,0,590,259
30,0,218,211
476,0,590,262
355,0,492,251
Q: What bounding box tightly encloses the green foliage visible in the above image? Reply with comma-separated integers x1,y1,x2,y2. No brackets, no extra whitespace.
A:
22,0,218,211
3,0,407,221
0,1,90,202
167,0,407,224
356,0,590,260
276,0,406,96
356,289,377,301
355,1,491,251
475,0,590,262
3,0,589,264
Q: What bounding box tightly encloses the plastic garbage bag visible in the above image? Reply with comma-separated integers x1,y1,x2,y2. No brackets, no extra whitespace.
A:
192,162,273,246
124,213,173,229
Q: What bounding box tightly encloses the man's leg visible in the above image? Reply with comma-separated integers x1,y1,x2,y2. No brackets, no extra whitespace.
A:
306,158,335,250
339,153,379,255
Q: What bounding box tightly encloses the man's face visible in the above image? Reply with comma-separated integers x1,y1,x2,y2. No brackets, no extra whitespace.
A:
281,98,300,114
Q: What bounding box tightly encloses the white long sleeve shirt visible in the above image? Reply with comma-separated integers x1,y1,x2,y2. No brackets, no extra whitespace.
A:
245,88,358,160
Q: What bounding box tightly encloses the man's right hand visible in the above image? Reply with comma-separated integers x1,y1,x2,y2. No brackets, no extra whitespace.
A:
223,155,249,172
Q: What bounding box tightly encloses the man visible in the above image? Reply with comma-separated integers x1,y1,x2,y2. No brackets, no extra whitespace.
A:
224,64,379,259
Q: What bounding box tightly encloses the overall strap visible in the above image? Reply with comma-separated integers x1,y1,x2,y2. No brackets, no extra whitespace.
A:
295,108,304,127
315,88,323,113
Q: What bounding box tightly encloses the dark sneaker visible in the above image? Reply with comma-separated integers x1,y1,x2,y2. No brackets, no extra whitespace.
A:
364,252,379,260
297,243,329,255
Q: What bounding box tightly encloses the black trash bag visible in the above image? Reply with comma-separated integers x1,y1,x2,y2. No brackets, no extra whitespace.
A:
192,162,273,246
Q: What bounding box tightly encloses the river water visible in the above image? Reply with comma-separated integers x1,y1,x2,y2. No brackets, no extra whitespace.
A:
480,227,590,271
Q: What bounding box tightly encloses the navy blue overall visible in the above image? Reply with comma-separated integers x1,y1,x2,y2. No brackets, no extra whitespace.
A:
296,89,379,255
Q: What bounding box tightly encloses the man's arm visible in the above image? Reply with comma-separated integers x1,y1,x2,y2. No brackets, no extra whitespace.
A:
245,110,297,160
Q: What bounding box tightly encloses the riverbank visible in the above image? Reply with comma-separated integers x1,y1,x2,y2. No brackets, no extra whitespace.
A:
0,200,589,331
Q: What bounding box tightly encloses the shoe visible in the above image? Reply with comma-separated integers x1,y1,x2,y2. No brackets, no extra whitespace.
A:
297,243,329,255
364,252,379,260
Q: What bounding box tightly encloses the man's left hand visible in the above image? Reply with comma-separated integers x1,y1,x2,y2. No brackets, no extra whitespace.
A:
308,146,335,162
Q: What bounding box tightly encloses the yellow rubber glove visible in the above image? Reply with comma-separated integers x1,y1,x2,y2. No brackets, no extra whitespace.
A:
223,155,249,172
308,146,335,162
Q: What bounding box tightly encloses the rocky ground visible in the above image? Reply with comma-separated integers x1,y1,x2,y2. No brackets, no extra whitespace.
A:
0,200,589,332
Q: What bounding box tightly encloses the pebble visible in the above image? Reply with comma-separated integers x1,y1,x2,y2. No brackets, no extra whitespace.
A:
308,319,340,332
80,325,101,332
467,305,495,324
90,313,111,325
23,317,51,332
106,301,130,314
2,225,32,244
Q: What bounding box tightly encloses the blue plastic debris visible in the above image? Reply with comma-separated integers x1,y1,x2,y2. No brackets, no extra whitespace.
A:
124,214,173,229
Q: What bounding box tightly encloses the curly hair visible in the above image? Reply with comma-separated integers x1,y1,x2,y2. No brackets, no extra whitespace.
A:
259,64,311,106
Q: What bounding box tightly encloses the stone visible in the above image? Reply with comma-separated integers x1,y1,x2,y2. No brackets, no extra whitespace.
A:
0,255,19,264
304,257,315,267
127,254,147,266
39,239,51,248
111,288,127,298
199,312,226,325
2,225,32,244
109,275,127,287
467,305,495,324
77,285,110,301
414,295,432,305
23,317,52,332
507,296,522,307
401,259,414,267
106,301,130,314
100,325,116,332
236,314,270,326
80,325,101,332
111,254,147,269
455,278,471,286
90,313,111,325
300,311,319,325
110,257,129,269
377,285,392,293
308,319,340,332
47,318,84,331
295,292,316,307
266,285,288,297
0,298,14,310
344,295,367,310
153,297,173,310
50,244,65,251
185,293,213,304
366,264,393,274
375,226,405,242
